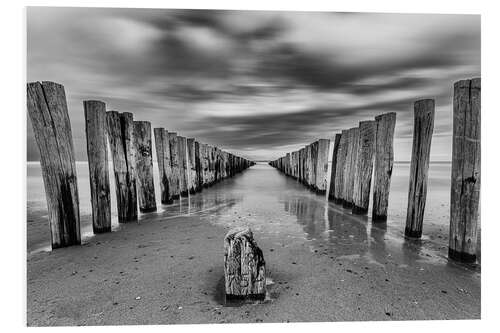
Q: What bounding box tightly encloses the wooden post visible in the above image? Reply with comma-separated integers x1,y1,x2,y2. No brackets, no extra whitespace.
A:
315,139,330,194
328,134,342,201
449,78,481,263
106,111,138,222
84,100,111,233
195,141,203,191
372,112,397,222
352,121,376,214
27,81,81,248
343,127,360,208
405,100,435,237
224,227,266,300
177,136,188,196
310,142,318,188
209,146,216,185
202,144,209,187
154,128,173,204
187,138,197,194
305,144,312,186
167,132,180,200
333,130,348,204
133,121,156,213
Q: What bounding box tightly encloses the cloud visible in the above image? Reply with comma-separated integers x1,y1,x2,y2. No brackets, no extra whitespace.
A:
27,7,480,162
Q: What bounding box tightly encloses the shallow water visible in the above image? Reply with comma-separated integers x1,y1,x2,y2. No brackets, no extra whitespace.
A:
27,161,477,264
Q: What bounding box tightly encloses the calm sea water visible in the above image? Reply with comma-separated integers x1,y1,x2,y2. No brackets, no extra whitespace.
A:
27,161,458,253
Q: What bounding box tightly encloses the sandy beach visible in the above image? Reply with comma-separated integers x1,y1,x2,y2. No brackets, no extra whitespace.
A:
27,163,480,325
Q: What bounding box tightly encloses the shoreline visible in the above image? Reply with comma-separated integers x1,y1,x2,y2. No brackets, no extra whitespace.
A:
27,201,480,326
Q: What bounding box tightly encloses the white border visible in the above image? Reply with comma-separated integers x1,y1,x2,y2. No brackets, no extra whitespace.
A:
1,0,498,332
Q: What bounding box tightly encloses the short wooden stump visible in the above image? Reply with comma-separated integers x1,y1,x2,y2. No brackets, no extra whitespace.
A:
224,227,266,300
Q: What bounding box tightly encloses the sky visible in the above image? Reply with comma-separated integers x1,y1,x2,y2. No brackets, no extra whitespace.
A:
27,7,480,162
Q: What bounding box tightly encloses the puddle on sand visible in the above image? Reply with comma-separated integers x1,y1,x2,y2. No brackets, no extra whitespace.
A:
213,276,276,307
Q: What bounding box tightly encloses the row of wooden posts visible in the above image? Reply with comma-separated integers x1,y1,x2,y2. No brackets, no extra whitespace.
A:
270,78,481,263
27,81,255,249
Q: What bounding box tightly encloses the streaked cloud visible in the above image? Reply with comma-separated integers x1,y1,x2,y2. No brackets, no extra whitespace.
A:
27,7,480,162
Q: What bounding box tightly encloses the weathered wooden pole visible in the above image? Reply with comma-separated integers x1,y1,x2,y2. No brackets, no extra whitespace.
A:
84,100,111,233
315,139,330,194
352,121,376,214
27,81,81,248
167,132,180,200
154,128,173,204
177,136,189,196
328,134,342,201
187,138,197,194
405,100,435,237
202,144,210,187
106,111,138,222
224,151,230,179
372,112,397,222
195,141,203,191
216,148,222,182
449,78,481,263
133,121,156,213
305,144,312,186
209,146,216,185
224,227,266,300
310,142,318,189
333,130,348,204
343,127,360,208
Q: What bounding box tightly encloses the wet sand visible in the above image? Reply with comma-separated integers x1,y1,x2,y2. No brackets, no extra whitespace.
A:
27,163,480,325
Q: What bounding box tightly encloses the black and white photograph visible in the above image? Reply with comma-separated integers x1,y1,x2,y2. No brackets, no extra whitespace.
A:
3,0,496,330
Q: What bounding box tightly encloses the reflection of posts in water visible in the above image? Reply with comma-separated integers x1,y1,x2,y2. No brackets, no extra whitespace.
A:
372,112,396,222
405,100,435,238
28,81,81,248
449,78,480,263
368,221,388,263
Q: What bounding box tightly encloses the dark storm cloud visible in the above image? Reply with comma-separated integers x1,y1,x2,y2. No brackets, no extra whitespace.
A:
27,8,480,162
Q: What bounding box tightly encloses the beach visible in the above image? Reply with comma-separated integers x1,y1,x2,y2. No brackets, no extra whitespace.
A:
27,162,481,325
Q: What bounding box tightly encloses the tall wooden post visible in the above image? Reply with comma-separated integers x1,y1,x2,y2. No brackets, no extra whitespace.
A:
405,100,435,237
352,121,376,214
315,139,330,194
187,138,197,194
168,132,180,200
202,144,209,187
372,112,396,222
343,127,360,208
133,121,156,213
333,130,348,204
195,141,203,191
209,146,215,185
328,134,342,201
305,144,312,186
84,100,111,233
310,142,318,188
27,81,81,248
177,136,188,196
106,111,138,222
154,128,173,204
449,78,481,263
